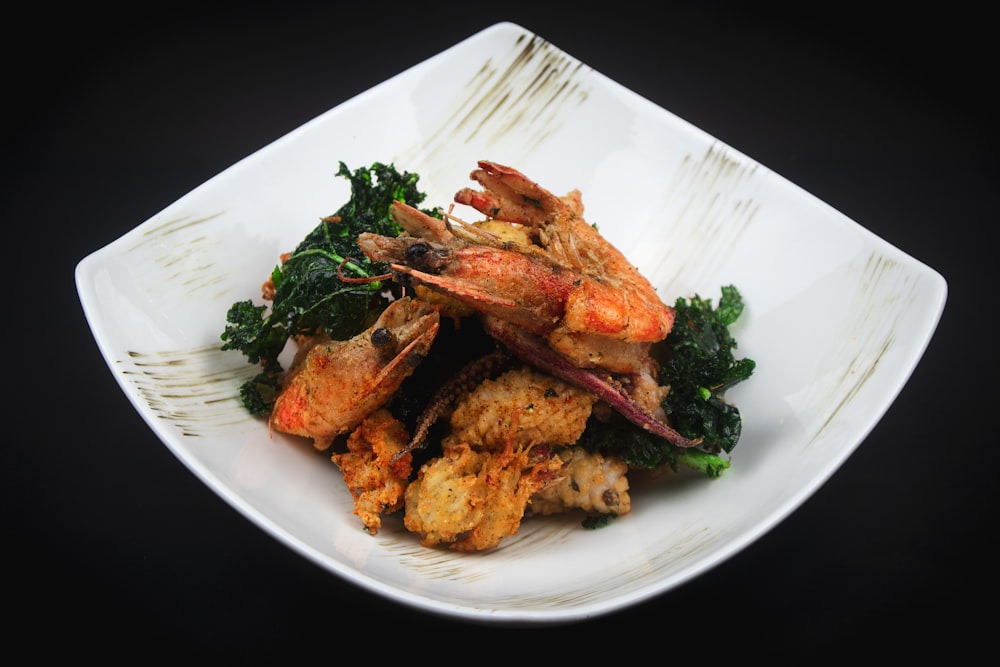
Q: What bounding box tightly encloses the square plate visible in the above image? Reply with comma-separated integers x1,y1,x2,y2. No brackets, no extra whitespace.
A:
75,22,946,625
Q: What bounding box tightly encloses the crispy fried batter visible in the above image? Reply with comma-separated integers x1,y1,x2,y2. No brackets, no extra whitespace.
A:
527,446,631,517
443,366,597,451
403,366,598,551
403,442,562,551
331,409,413,535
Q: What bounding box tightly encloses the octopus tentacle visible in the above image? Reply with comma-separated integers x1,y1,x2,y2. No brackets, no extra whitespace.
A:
391,347,511,464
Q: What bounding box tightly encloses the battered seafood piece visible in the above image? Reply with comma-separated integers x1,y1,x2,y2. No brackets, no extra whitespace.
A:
404,366,597,551
442,366,597,451
403,442,562,552
269,297,440,450
527,446,631,517
331,409,413,535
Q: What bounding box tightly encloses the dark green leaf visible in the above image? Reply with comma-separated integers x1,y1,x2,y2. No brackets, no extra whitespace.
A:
660,285,755,454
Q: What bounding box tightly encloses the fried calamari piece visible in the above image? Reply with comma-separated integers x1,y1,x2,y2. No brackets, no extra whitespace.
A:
527,446,631,517
443,366,597,451
403,366,597,551
331,409,413,535
403,442,562,551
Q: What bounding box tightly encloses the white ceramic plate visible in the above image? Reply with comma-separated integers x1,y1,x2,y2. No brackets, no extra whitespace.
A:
76,22,946,625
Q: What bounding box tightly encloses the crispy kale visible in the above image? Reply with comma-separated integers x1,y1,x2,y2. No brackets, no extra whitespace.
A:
238,372,282,417
660,284,755,455
578,285,754,476
577,412,732,477
220,161,434,415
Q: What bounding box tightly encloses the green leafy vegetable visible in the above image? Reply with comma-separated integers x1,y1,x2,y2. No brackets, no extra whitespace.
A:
238,372,282,418
220,161,435,414
577,412,732,477
660,285,755,455
582,514,615,530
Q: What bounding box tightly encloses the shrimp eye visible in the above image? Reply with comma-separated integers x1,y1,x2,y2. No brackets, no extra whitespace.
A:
371,327,395,347
406,242,430,261
404,241,448,272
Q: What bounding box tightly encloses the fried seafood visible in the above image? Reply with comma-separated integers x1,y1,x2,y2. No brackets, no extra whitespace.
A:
404,366,597,551
527,446,631,517
442,366,597,452
331,409,413,535
403,441,562,551
454,160,675,344
359,160,675,350
358,225,582,337
359,182,674,351
269,296,440,450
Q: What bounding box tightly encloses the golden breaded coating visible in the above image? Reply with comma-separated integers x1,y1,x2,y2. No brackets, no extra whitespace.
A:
404,367,597,551
331,409,413,535
403,442,562,551
444,366,597,452
527,445,631,517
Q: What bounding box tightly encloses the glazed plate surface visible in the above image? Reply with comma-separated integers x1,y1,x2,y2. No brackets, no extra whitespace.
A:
76,22,947,624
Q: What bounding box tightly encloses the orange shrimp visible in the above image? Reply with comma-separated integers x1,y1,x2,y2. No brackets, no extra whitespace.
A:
454,160,675,344
269,296,439,450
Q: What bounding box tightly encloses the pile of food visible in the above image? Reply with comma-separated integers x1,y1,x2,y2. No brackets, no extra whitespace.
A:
221,160,755,551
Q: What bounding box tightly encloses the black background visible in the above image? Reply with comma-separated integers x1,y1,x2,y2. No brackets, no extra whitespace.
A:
7,2,994,659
